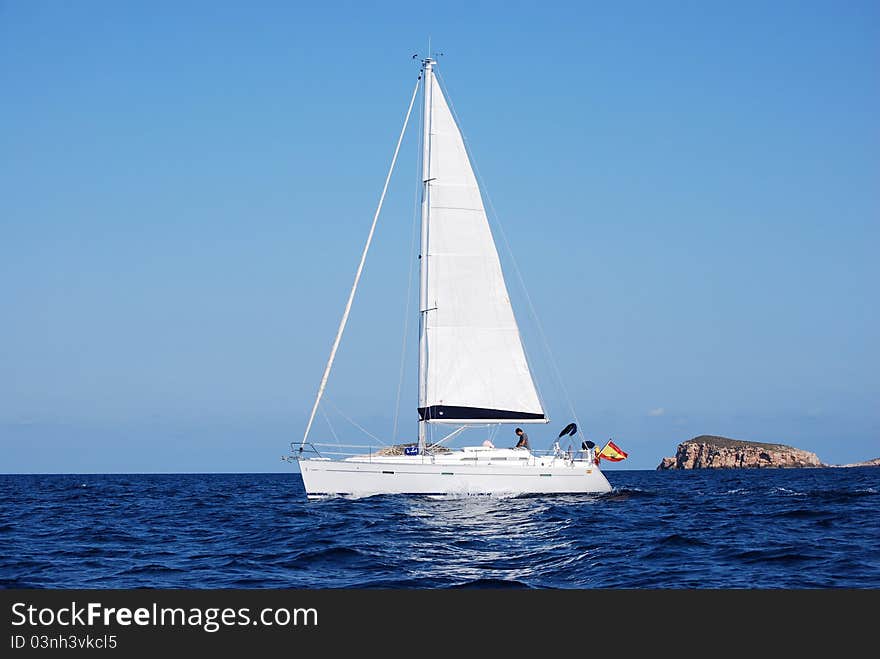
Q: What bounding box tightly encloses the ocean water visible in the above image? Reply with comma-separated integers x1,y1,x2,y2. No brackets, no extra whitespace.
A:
1,468,878,589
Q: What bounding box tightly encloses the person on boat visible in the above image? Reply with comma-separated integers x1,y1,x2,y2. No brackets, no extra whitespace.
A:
515,428,530,450
582,441,598,465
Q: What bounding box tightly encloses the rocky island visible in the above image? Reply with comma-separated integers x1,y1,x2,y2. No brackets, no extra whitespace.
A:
828,457,880,468
657,435,822,470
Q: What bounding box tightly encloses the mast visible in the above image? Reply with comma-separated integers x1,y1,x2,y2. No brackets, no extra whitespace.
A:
417,57,434,453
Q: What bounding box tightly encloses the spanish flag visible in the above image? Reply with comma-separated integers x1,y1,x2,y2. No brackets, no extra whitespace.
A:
597,440,628,462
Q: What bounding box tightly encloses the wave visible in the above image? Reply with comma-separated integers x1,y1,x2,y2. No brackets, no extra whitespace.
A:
727,548,816,564
657,533,709,547
770,486,878,502
292,546,368,563
116,563,186,575
774,508,831,519
602,486,656,501
771,487,808,496
447,578,534,589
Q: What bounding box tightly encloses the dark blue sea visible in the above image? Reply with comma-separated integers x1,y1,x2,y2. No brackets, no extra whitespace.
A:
1,469,878,589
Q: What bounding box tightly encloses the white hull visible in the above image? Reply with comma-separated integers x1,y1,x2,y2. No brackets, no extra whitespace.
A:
298,446,613,499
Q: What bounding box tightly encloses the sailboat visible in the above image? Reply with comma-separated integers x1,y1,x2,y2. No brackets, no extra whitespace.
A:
287,57,613,498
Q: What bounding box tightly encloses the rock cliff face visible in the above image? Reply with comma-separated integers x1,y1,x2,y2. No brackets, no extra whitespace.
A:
657,435,822,470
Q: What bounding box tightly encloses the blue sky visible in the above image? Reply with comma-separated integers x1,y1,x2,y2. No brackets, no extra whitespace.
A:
1,1,877,472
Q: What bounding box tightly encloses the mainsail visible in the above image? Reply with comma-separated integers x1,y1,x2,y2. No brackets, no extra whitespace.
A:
418,71,546,424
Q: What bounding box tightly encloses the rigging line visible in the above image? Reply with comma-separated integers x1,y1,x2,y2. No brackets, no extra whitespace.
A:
483,174,581,439
436,71,582,441
300,74,422,448
392,79,425,443
489,423,499,444
320,407,341,445
428,425,468,448
324,397,387,445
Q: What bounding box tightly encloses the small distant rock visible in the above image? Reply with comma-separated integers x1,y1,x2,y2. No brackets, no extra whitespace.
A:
658,457,677,470
826,457,880,468
657,435,822,470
